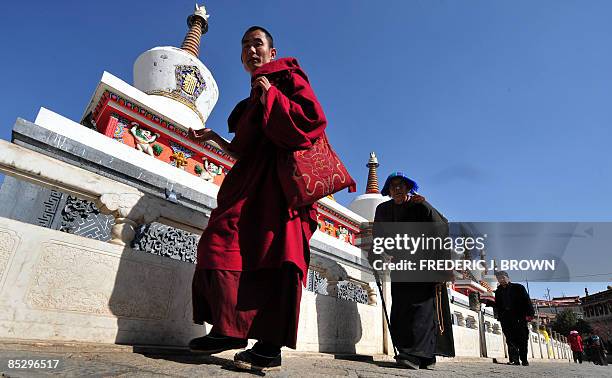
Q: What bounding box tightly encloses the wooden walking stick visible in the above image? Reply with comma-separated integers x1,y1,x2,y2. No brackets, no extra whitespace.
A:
373,269,398,358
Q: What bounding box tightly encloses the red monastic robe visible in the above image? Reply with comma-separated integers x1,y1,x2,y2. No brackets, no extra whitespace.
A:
192,58,326,348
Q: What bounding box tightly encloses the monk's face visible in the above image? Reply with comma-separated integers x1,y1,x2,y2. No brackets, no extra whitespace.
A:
241,29,276,75
389,178,410,205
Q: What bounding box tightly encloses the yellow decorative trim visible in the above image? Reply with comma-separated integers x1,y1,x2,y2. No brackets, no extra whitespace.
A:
146,90,205,124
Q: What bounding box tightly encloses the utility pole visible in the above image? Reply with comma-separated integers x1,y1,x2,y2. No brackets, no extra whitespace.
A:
545,287,558,315
546,288,558,315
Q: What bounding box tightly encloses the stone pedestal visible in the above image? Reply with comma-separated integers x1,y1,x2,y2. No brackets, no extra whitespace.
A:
0,217,204,346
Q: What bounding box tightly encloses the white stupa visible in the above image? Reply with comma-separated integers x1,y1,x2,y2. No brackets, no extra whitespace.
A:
349,152,387,221
133,4,218,131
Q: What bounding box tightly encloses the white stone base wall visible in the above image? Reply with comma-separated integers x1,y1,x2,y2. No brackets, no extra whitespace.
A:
449,300,481,357
449,295,505,358
529,332,542,359
297,290,383,355
485,332,505,358
0,217,205,346
483,312,505,359
0,217,384,353
0,214,572,357
452,326,481,357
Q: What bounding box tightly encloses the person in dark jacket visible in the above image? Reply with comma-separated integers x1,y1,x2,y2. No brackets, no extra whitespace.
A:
492,271,534,366
371,172,455,370
586,335,608,365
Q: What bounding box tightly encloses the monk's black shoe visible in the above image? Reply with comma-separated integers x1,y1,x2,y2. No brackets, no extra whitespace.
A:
419,357,436,370
188,334,248,354
233,349,282,372
395,355,420,370
506,361,520,366
521,361,529,366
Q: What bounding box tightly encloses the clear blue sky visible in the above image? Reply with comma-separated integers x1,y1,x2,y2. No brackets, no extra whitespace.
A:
1,1,610,297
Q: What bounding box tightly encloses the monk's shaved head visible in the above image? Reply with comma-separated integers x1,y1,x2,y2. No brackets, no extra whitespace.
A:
242,26,274,48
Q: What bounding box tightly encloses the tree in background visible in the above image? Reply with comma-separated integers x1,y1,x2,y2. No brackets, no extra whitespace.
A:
551,309,578,336
575,319,593,335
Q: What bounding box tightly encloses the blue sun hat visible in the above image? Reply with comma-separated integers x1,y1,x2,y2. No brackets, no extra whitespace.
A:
381,171,419,196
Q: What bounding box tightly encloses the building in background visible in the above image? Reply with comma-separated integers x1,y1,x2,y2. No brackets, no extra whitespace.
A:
581,287,612,348
533,296,583,322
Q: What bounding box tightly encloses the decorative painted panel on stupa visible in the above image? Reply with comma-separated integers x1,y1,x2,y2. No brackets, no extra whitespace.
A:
82,3,229,185
86,89,231,185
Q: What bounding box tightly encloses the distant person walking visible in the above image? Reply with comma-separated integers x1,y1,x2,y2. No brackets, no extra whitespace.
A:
538,325,553,357
586,335,608,365
488,271,534,366
568,330,583,363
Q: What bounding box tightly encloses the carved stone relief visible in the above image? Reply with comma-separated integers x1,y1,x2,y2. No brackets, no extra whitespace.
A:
305,269,369,304
454,311,466,327
60,196,114,241
131,222,198,263
337,281,368,304
37,190,63,228
306,269,328,295
492,323,502,334
466,315,478,329
27,242,173,320
0,229,19,290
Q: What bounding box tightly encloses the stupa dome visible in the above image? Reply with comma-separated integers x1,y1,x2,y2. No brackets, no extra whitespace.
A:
132,3,218,131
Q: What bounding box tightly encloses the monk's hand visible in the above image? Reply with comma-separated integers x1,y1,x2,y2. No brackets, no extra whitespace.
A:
410,193,426,203
252,76,272,105
188,127,217,142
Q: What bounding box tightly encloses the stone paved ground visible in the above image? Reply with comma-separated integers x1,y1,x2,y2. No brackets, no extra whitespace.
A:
0,341,609,378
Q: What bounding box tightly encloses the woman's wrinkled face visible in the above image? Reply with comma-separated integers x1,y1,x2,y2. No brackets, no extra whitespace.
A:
241,30,276,75
496,274,510,287
389,178,410,204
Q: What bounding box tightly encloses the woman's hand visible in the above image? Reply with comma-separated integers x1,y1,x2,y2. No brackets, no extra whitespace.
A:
410,193,426,203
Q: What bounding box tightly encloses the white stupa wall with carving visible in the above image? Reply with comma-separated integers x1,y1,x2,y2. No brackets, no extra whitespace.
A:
134,46,218,130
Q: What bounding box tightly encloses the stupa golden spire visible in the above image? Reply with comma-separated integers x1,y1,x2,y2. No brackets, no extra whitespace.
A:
181,4,210,57
365,152,380,194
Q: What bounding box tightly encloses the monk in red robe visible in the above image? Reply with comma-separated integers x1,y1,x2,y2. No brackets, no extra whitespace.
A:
188,26,327,372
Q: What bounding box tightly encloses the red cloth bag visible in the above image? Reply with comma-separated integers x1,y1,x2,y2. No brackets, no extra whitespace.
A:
277,133,356,208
